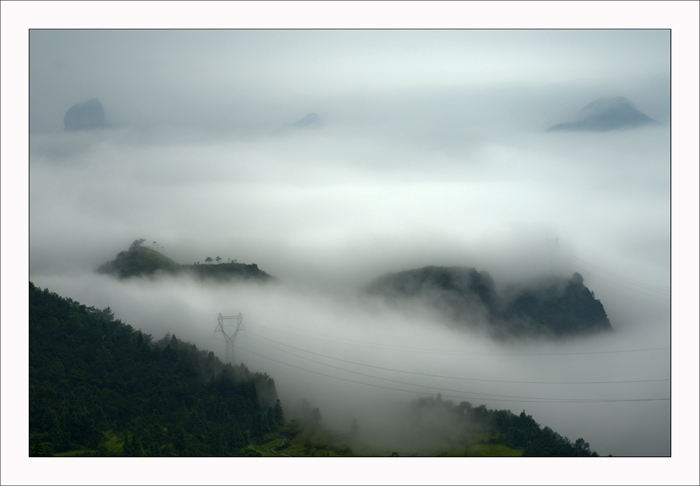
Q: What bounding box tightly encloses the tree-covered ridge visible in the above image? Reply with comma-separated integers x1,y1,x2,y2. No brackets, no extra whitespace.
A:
97,239,274,282
364,266,499,325
407,395,599,457
259,394,599,457
364,266,611,338
29,282,283,456
499,272,611,337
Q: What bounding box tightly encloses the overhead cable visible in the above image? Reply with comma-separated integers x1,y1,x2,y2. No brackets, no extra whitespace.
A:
238,346,670,405
246,330,670,386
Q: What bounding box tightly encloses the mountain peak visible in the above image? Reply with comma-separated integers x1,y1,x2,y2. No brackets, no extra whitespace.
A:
63,98,106,132
292,112,321,128
547,96,660,132
365,266,611,339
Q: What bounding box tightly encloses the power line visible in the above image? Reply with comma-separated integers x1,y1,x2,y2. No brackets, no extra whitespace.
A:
238,346,670,405
250,322,669,357
252,321,438,353
573,249,670,278
246,330,670,386
572,264,671,301
573,257,670,293
244,334,669,402
573,257,671,294
572,256,670,293
246,337,585,401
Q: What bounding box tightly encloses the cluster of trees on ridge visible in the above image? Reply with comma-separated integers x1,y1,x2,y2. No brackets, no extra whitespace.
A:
29,282,601,457
97,239,273,282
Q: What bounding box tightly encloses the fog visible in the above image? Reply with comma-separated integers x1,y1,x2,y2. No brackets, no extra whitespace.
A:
27,27,672,454
3,3,699,484
32,269,671,458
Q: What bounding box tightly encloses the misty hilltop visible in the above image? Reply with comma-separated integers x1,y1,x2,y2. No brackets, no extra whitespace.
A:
547,97,660,132
63,98,107,132
97,239,275,282
364,266,612,339
275,112,322,135
293,112,321,128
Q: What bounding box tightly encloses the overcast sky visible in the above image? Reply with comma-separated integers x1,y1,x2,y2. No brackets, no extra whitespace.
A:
4,2,700,485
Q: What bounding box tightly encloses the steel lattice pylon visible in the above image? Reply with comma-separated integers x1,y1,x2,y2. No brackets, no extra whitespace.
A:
215,312,245,364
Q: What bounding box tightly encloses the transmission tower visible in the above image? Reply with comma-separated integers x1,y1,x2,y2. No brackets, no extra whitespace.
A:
215,312,245,364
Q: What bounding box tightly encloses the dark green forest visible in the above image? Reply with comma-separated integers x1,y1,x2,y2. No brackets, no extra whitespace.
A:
29,281,600,457
29,282,282,456
97,239,274,282
405,395,599,457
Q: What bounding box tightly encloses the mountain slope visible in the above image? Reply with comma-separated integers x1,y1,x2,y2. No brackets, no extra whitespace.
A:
498,272,611,337
547,97,660,132
364,267,612,338
364,266,499,325
29,282,282,456
63,98,106,132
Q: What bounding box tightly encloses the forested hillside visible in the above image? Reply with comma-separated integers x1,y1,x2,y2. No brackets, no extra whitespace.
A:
29,282,283,456
404,395,599,456
365,266,612,338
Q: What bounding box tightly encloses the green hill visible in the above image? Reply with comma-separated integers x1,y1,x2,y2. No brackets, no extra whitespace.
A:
364,266,611,338
260,394,598,457
401,395,599,457
97,239,274,282
29,282,282,456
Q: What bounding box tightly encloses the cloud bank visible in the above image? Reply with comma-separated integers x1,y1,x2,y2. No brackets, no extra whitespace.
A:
5,5,697,483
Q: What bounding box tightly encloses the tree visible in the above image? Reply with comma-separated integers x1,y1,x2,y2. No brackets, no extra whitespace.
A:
130,239,146,250
205,257,213,264
122,435,138,456
273,399,285,427
574,438,591,456
309,408,322,428
216,256,222,264
29,435,52,456
350,418,359,439
101,307,114,322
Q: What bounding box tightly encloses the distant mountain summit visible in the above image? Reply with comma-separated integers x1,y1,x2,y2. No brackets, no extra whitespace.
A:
365,266,499,324
547,97,660,132
64,98,106,132
364,266,612,339
292,112,321,128
274,112,322,135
